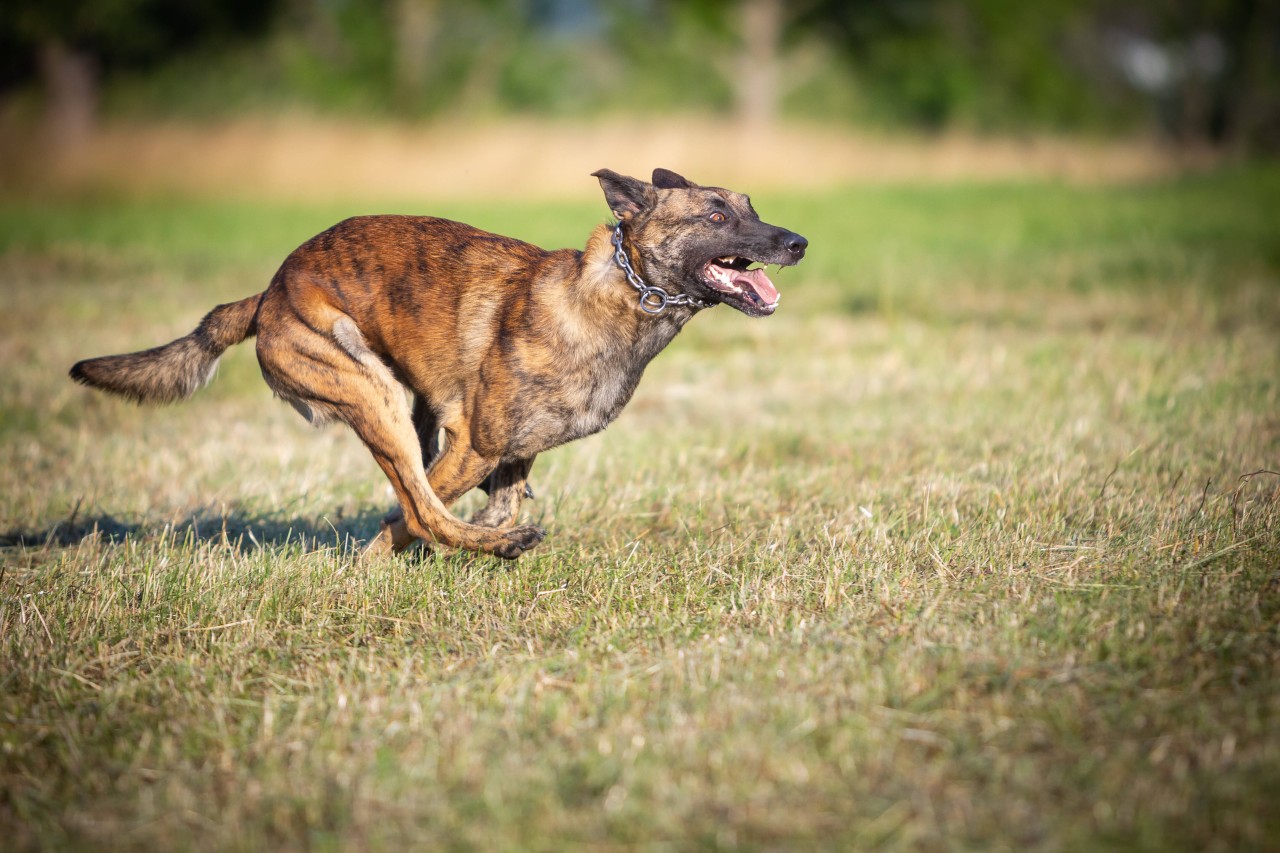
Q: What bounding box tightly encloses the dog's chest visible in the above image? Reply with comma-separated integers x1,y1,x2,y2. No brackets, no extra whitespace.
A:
569,366,638,437
506,320,677,457
508,360,641,456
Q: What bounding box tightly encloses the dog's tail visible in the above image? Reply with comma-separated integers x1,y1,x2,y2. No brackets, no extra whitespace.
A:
70,294,262,404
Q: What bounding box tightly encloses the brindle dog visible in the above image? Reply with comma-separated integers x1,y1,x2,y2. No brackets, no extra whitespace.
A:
70,168,808,559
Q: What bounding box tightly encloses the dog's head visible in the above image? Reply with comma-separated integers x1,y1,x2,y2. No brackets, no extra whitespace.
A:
592,167,807,317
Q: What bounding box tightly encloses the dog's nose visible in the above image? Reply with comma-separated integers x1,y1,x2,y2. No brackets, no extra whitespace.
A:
785,232,808,257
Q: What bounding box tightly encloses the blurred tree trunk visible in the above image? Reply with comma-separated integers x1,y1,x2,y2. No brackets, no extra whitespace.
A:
1231,1,1280,153
394,0,439,107
39,39,97,148
733,0,782,128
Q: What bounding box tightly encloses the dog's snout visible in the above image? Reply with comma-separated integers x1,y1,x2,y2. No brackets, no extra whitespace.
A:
785,232,808,257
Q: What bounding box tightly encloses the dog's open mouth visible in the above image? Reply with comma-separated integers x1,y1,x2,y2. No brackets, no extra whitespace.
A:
702,256,780,313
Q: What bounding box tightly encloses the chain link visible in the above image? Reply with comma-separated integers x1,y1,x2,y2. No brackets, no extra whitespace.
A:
611,224,707,314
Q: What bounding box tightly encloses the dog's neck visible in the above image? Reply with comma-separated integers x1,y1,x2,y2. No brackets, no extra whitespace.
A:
499,226,697,446
608,223,708,314
527,224,696,378
579,224,698,334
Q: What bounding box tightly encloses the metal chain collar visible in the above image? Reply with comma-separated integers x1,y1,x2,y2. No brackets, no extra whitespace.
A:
611,224,707,314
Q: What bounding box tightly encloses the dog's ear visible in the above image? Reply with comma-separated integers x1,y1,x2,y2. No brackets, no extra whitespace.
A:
652,168,696,190
592,169,656,221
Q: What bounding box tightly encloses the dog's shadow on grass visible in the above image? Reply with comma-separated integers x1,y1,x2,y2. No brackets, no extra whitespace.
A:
0,504,388,556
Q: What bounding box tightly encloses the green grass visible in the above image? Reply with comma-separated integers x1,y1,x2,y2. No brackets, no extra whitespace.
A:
2,168,1279,849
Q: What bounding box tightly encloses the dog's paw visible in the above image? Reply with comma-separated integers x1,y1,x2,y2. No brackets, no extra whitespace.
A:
492,525,546,560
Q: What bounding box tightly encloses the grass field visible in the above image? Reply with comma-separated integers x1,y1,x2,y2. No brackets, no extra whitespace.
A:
2,167,1278,849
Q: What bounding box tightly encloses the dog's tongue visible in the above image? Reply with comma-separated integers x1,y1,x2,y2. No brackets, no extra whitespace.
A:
735,266,778,305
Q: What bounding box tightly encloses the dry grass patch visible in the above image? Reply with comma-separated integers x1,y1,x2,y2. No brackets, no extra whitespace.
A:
1,117,1222,202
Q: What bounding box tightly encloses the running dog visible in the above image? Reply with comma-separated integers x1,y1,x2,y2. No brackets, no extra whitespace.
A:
70,168,808,558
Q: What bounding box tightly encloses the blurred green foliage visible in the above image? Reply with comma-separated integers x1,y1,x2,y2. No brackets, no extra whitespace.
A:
0,0,273,85
2,0,1277,148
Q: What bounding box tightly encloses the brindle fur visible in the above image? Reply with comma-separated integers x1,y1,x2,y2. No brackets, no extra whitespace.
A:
69,168,807,559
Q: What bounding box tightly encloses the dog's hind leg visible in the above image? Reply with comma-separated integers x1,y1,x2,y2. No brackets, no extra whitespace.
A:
259,309,543,560
353,415,542,559
366,395,441,556
471,457,536,528
367,425,533,550
363,396,538,550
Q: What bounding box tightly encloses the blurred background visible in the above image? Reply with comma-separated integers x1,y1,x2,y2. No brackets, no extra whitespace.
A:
2,8,1278,846
2,0,1277,199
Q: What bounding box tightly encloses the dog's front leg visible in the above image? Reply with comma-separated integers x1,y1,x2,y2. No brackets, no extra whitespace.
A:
471,457,536,528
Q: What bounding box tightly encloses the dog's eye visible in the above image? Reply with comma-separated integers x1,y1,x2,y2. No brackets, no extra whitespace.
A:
708,211,727,223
